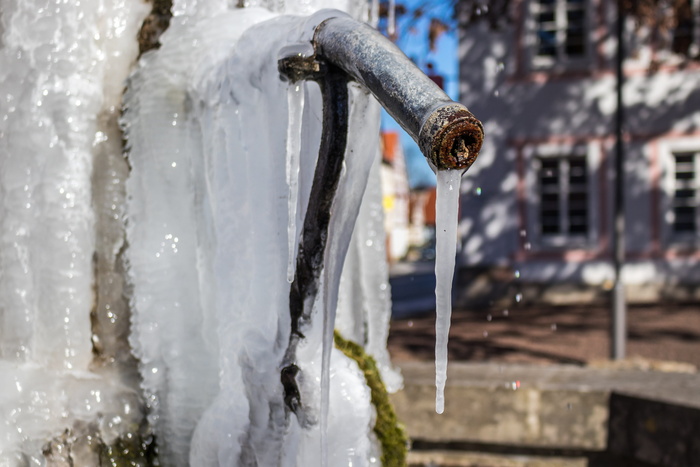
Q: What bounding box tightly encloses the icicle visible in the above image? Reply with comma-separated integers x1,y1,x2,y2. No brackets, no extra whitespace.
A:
434,169,461,414
286,82,305,282
369,0,379,27
315,85,380,467
387,0,396,36
320,272,332,467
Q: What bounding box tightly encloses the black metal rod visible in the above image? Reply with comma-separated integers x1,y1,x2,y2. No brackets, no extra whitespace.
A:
281,65,349,415
612,0,626,360
313,15,483,171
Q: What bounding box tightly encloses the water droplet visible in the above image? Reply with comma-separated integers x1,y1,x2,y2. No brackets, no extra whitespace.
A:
515,293,523,302
494,89,500,97
514,270,521,279
171,162,177,168
475,187,482,196
524,242,532,250
520,229,527,237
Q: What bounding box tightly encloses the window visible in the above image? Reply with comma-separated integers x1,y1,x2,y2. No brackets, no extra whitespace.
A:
656,0,700,59
672,1,696,55
534,0,587,62
537,155,589,239
672,152,698,234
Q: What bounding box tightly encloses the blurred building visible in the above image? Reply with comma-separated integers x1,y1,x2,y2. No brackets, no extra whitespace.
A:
456,0,700,305
380,131,411,262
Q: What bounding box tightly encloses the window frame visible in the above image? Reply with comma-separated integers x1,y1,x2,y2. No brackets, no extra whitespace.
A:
652,0,700,62
524,142,600,250
527,0,593,71
659,138,700,247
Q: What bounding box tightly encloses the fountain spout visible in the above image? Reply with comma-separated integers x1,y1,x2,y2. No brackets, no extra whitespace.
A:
311,14,483,171
277,11,484,419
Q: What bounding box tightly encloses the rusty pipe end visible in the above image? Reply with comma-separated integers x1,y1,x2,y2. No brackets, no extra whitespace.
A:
419,103,484,171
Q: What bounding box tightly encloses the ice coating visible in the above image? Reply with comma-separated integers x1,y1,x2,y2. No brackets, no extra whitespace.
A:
124,9,279,464
0,0,411,463
434,169,462,414
0,0,150,463
287,83,305,282
318,83,382,464
335,131,402,394
124,6,386,466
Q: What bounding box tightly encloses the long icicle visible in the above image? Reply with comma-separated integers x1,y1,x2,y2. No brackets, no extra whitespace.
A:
286,82,305,282
434,169,461,414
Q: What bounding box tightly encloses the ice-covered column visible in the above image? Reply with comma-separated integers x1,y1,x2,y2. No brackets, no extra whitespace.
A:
0,0,150,462
0,0,148,370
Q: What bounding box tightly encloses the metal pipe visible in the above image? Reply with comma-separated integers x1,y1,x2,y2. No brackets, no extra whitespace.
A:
276,14,485,416
312,15,483,171
612,0,626,360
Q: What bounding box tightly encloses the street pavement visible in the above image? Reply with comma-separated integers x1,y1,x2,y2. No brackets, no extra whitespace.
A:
388,261,700,369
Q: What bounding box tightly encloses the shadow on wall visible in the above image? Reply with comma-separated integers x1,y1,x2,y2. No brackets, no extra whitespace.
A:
455,15,700,304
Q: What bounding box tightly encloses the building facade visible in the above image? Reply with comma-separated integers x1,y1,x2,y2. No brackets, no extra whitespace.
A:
457,0,700,304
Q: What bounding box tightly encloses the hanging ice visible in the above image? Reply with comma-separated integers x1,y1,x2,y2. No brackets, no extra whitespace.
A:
0,0,150,464
387,0,396,36
434,169,462,414
123,6,391,466
286,83,305,282
0,0,482,462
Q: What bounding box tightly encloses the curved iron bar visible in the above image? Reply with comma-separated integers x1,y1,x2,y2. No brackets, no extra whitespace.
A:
279,58,349,417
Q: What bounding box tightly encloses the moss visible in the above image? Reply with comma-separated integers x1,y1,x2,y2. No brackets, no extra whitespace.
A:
98,433,159,467
334,330,409,467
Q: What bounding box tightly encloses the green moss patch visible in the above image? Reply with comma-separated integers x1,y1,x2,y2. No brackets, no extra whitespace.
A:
334,330,409,467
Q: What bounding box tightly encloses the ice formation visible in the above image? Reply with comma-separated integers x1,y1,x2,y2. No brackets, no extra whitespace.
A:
434,169,462,414
123,4,397,465
0,0,460,463
0,0,150,463
286,83,305,283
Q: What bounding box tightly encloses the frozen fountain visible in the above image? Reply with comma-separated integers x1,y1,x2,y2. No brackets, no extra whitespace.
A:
0,0,481,465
